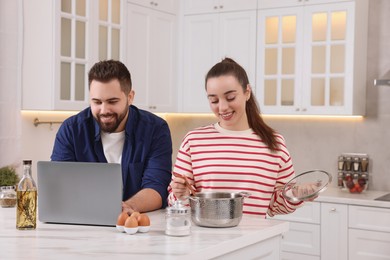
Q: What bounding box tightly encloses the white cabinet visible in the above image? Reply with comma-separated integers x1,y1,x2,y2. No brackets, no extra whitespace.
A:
272,202,321,258
126,3,177,112
22,0,125,111
321,203,348,260
127,0,178,14
183,0,257,14
256,0,368,115
181,1,257,112
349,206,390,260
272,202,390,260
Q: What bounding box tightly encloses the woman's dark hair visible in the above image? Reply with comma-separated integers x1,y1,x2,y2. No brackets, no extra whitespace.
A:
88,60,132,95
205,58,279,152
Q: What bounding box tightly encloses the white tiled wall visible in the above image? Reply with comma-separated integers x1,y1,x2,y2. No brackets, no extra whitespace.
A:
0,0,22,168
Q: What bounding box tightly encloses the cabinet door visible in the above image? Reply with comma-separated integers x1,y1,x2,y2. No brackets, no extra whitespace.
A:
126,4,176,112
321,203,348,260
301,2,354,115
183,0,219,14
128,0,178,14
349,229,390,260
257,7,304,114
281,222,320,256
219,10,257,90
181,14,219,112
259,0,345,9
183,0,257,15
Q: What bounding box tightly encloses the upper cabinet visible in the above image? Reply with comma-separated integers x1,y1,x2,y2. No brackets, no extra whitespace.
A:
22,0,125,111
127,0,178,14
180,0,257,112
183,0,257,14
256,0,369,115
126,2,178,112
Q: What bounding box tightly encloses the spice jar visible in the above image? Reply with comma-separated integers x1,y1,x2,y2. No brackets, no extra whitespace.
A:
0,186,17,208
338,156,345,171
360,157,369,172
165,200,191,237
353,157,360,172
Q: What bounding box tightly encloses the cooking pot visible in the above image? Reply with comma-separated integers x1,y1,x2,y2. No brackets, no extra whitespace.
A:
188,191,250,228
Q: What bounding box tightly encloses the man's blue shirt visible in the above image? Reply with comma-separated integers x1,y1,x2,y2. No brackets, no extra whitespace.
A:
51,105,172,208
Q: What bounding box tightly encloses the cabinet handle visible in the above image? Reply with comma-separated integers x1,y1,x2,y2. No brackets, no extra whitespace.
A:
214,6,218,9
150,1,158,6
219,5,223,9
295,108,300,112
330,208,336,212
302,108,307,112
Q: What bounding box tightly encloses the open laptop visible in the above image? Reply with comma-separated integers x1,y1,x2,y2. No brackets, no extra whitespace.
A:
37,161,122,226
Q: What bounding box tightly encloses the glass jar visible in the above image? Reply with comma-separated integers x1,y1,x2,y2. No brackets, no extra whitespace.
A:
165,200,191,237
0,186,17,208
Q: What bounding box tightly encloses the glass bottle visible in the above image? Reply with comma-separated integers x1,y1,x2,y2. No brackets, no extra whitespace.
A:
165,200,191,237
16,160,37,230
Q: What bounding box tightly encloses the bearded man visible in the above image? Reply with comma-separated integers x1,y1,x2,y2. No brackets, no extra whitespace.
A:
51,60,173,214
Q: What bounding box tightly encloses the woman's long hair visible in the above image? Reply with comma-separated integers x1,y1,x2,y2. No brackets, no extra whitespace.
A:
205,58,278,152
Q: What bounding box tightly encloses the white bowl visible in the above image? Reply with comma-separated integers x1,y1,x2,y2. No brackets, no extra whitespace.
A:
138,225,150,233
116,225,125,232
124,227,138,235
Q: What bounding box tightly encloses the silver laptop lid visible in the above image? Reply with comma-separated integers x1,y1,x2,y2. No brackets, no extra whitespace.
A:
37,161,122,226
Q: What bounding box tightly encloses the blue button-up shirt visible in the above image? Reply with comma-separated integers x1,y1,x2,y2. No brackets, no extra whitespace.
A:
51,105,173,208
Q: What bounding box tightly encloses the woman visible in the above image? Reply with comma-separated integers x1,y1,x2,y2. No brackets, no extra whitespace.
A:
168,58,303,217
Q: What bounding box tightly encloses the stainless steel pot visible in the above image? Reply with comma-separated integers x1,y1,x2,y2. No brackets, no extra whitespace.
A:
188,192,250,228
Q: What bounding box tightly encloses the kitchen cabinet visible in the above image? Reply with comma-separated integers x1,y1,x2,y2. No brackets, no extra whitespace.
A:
321,203,348,260
256,0,368,115
126,3,177,112
183,0,257,15
127,0,178,14
181,1,257,112
272,201,390,260
348,205,390,259
22,0,125,111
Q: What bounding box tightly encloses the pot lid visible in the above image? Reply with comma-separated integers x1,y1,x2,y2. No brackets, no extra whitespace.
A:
282,170,332,202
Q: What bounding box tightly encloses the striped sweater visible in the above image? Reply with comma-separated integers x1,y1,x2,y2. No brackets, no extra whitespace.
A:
167,123,303,217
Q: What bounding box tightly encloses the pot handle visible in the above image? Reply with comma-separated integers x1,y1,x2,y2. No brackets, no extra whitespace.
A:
239,192,251,198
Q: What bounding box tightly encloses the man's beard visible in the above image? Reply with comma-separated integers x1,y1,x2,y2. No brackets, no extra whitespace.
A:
96,106,128,133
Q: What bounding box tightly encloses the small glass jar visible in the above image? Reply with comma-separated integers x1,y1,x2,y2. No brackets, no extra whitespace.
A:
0,186,17,208
165,200,191,237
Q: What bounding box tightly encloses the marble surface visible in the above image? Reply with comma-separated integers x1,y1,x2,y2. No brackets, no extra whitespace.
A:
317,187,390,208
0,208,288,260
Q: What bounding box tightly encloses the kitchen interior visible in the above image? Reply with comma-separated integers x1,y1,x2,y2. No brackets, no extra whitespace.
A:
1,0,390,259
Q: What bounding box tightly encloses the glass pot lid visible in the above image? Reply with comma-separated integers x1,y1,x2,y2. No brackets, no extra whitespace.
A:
282,170,332,202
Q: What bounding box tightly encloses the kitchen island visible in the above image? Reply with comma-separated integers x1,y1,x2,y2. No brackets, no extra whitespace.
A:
0,208,288,259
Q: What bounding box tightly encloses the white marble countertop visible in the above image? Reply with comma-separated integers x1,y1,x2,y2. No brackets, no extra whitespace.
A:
317,187,390,208
0,208,288,260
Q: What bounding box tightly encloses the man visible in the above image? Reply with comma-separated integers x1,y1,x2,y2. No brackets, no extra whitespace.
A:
51,60,173,214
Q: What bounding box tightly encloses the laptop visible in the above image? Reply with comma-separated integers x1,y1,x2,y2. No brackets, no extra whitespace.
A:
37,161,122,226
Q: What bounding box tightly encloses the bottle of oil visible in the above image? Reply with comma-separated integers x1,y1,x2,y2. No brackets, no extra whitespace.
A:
16,160,37,230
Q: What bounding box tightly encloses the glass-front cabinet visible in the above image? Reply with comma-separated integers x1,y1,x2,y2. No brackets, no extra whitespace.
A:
22,0,124,111
257,0,368,115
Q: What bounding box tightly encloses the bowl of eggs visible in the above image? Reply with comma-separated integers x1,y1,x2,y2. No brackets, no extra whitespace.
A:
116,211,151,235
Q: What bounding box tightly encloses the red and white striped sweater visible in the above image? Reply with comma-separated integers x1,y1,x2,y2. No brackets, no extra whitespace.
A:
167,123,303,217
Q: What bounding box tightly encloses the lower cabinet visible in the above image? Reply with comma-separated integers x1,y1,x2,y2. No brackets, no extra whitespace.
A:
271,202,390,260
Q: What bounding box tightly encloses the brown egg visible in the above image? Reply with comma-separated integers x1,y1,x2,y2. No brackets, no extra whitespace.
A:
130,211,141,220
124,216,139,228
116,212,128,226
138,213,150,226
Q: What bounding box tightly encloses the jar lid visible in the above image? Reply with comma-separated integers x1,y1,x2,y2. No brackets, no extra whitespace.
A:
166,200,190,214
